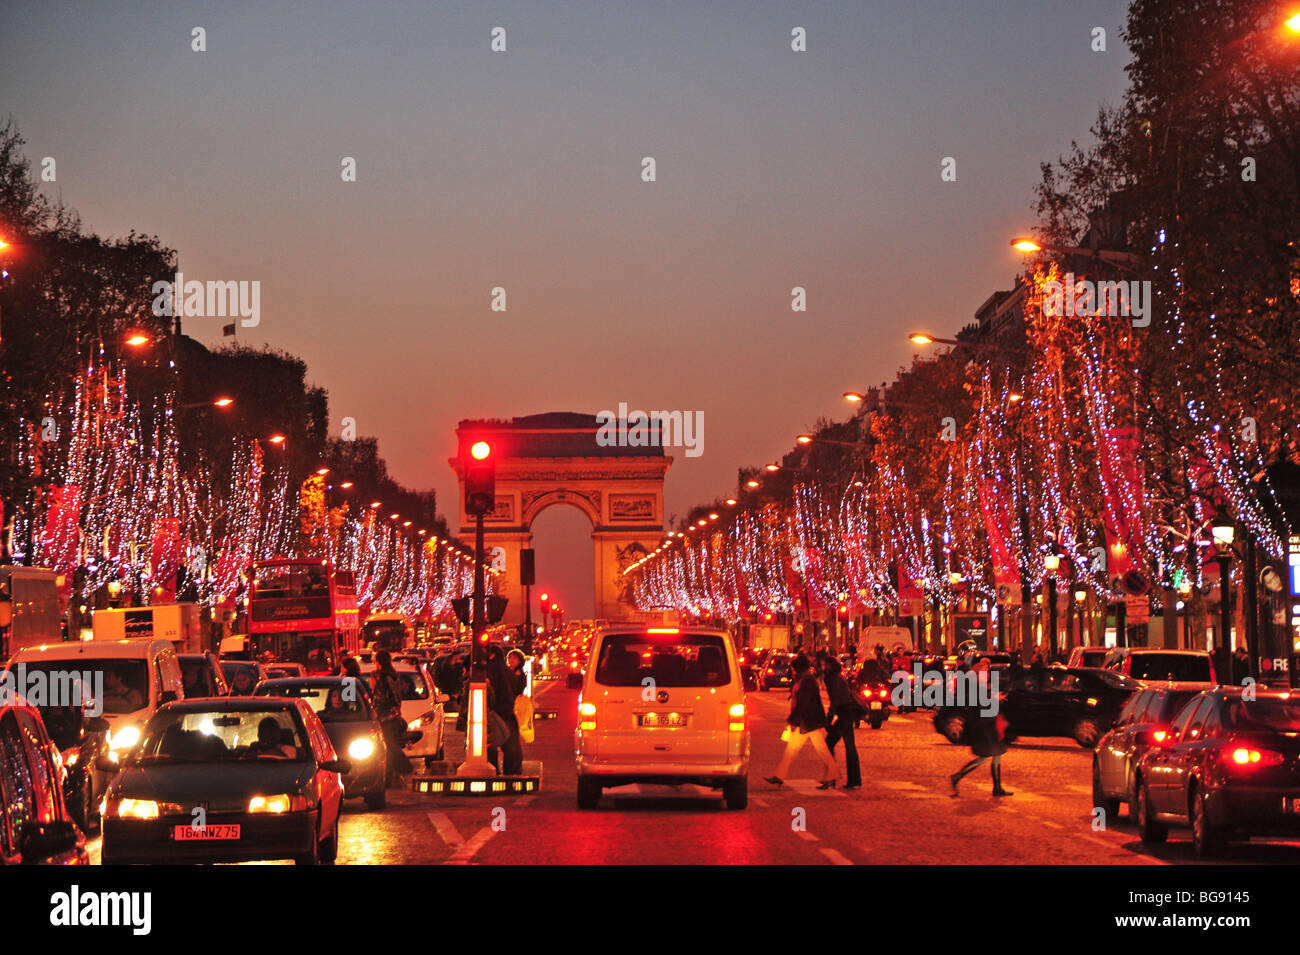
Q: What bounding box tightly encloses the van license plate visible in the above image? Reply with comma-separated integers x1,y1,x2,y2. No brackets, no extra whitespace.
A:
638,713,688,728
173,824,240,841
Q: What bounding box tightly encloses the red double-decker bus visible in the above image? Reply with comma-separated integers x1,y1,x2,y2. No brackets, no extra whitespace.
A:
246,559,359,673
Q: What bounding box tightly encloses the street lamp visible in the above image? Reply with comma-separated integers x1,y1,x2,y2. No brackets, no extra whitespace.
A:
1043,550,1062,660
1009,235,1142,273
1074,588,1088,645
179,396,234,411
124,332,151,347
1211,508,1236,656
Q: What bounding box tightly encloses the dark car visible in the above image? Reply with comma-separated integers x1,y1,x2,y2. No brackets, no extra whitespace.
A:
100,698,349,865
740,664,759,693
0,702,89,865
255,677,388,810
934,667,1140,748
180,652,230,699
33,703,111,834
758,653,794,691
1092,683,1213,820
220,659,267,697
1134,688,1300,857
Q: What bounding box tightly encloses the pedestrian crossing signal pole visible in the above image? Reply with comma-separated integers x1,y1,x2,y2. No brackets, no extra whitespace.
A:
458,439,495,777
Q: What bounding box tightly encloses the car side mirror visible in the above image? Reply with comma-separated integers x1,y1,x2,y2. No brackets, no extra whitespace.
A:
19,820,80,861
158,690,178,705
320,759,352,775
85,716,110,734
435,692,451,704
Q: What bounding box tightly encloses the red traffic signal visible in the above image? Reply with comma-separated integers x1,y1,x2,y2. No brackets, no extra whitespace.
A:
464,438,495,516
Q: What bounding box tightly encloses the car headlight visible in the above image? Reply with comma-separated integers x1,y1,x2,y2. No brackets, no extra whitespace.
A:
347,737,376,760
108,725,141,752
108,797,182,820
248,794,306,813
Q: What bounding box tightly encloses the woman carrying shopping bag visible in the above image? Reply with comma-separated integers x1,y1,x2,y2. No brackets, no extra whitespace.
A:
764,654,839,789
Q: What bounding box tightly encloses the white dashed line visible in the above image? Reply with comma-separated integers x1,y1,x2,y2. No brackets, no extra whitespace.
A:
427,811,465,848
445,827,496,864
820,847,854,865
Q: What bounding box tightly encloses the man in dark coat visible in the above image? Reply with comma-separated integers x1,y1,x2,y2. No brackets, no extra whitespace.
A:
822,657,862,789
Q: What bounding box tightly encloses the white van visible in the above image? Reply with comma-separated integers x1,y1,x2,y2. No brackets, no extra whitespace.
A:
7,639,184,761
574,626,750,810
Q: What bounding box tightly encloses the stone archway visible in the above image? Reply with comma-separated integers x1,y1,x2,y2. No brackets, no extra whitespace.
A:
450,413,671,626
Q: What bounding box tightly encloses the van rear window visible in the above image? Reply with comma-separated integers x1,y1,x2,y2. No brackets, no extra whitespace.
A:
594,633,731,687
1128,654,1212,682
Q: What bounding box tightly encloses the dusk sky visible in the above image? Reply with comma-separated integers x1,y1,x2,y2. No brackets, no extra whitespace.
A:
2,0,1131,615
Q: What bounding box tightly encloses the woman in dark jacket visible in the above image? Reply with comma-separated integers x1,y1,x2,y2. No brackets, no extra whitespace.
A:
764,655,838,789
372,650,414,782
822,657,862,789
948,660,1011,797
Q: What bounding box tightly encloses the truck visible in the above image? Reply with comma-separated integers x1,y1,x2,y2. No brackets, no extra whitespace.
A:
91,602,204,653
748,622,793,651
0,566,63,659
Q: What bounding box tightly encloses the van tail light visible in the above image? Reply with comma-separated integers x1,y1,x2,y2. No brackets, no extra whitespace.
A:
1229,747,1284,768
578,701,597,731
728,703,746,732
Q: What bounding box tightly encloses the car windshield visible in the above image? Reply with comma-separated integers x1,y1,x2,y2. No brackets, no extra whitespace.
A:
257,681,373,721
180,658,219,697
594,633,731,687
16,659,149,715
222,662,261,694
133,708,309,762
1225,698,1300,734
1128,654,1212,682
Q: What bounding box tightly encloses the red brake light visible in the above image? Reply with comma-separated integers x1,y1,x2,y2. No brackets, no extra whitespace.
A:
1230,747,1284,768
1151,729,1168,743
647,628,679,635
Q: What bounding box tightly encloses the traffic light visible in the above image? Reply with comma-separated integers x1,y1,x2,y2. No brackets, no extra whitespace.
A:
464,439,495,516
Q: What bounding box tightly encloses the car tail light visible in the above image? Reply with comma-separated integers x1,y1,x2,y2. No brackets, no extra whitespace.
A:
729,703,745,732
578,701,596,731
1229,747,1285,768
877,688,888,699
1151,728,1168,744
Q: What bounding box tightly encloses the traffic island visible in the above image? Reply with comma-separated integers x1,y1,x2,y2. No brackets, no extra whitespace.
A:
411,759,542,795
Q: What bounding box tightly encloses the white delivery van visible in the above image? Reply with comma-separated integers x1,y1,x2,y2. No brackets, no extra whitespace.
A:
575,625,750,810
92,603,203,653
7,639,184,761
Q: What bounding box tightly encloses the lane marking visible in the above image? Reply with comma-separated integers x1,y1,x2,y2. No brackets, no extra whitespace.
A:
427,811,465,848
820,847,854,865
446,827,496,864
796,831,819,842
